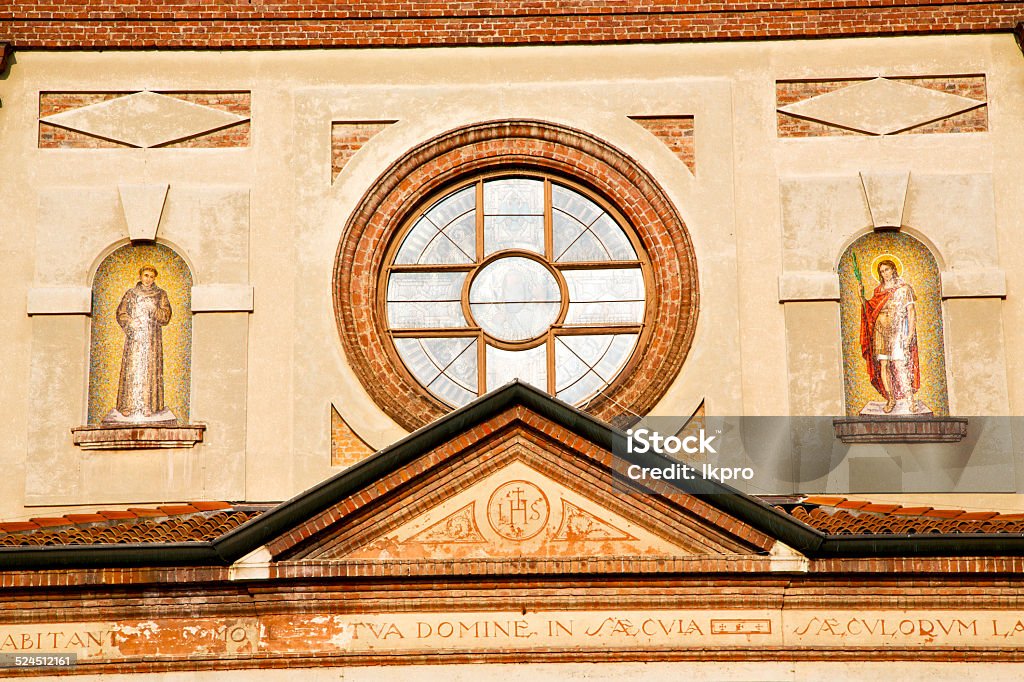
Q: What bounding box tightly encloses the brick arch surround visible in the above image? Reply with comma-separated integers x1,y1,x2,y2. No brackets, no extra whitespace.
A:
334,120,698,431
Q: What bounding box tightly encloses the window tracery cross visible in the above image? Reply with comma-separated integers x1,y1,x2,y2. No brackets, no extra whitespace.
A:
383,174,650,408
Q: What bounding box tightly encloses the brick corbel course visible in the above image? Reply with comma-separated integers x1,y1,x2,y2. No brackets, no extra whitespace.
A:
3,3,1024,47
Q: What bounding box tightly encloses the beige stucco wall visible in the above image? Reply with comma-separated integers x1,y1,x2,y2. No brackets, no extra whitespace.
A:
0,34,1021,518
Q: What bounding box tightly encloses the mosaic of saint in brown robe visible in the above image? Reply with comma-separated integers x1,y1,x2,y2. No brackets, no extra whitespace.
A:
111,266,173,422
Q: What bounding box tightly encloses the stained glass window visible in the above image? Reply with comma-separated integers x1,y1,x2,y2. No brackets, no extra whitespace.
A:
384,174,649,408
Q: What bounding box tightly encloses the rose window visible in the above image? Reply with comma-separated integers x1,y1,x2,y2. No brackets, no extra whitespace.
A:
383,174,649,408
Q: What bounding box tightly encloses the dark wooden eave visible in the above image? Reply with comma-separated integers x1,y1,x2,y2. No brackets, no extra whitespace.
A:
2,382,1024,570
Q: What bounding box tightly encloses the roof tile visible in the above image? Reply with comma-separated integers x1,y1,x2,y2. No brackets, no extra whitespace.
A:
29,517,73,527
0,503,261,547
97,511,138,520
923,509,965,519
127,508,167,517
891,507,933,516
64,514,107,524
780,504,1024,535
802,496,846,506
0,510,260,546
861,504,901,514
158,505,199,515
0,522,39,532
957,512,999,521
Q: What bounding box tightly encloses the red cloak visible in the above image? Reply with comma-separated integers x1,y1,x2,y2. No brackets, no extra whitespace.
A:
859,283,920,401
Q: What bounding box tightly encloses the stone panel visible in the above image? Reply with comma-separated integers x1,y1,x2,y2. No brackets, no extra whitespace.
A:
777,76,987,137
39,91,251,148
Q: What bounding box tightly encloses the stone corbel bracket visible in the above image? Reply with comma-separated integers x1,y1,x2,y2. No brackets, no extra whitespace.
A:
0,43,10,76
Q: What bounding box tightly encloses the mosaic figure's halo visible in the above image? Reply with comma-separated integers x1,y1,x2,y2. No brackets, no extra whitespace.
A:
870,253,904,282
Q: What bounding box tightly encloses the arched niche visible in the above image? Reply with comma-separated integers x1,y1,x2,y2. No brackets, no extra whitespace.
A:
87,243,193,425
838,231,949,417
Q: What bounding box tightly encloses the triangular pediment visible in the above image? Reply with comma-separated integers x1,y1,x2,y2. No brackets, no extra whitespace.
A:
270,395,777,566
314,457,702,560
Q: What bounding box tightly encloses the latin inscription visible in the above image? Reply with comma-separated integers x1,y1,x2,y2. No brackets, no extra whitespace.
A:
4,610,1024,662
788,612,1024,645
0,631,105,651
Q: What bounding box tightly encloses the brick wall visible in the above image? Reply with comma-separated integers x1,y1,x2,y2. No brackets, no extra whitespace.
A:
2,2,1023,48
331,121,395,180
629,116,696,174
330,405,373,467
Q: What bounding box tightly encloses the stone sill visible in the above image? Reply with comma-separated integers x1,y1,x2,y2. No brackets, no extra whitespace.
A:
832,417,967,444
71,424,206,450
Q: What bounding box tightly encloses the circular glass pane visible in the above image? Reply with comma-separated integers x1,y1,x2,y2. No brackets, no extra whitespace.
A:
469,256,561,342
385,175,649,409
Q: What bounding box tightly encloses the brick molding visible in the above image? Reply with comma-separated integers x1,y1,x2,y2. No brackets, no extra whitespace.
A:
3,4,1024,48
333,119,699,431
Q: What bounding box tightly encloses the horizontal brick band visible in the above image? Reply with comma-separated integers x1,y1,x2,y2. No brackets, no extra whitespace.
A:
2,3,1023,48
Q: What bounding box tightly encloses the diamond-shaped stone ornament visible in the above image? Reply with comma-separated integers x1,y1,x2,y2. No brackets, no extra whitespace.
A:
40,91,248,148
778,78,984,135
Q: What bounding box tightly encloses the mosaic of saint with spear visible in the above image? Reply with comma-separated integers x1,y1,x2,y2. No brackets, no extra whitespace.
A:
853,251,921,414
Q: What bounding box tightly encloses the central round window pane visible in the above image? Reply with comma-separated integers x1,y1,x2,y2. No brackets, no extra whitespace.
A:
469,256,561,342
386,175,648,409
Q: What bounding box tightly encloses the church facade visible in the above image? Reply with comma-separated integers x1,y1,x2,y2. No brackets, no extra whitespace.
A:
2,3,1024,677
